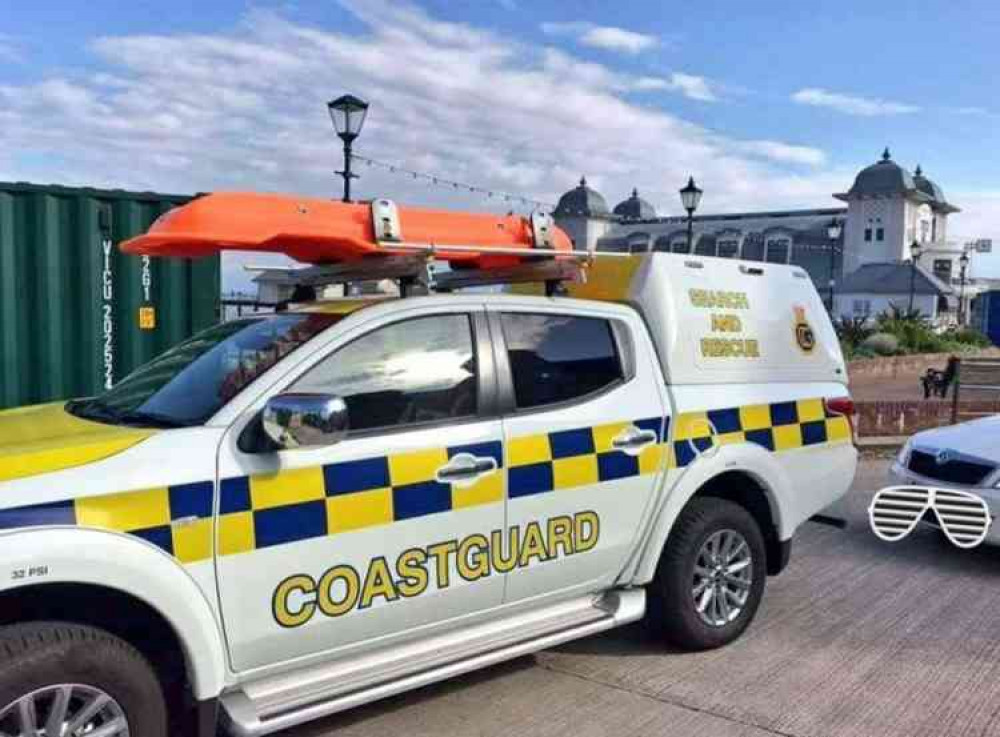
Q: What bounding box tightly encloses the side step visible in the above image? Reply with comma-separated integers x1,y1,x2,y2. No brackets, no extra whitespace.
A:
221,589,645,736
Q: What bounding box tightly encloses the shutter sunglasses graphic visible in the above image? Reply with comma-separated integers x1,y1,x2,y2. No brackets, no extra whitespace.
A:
869,486,993,549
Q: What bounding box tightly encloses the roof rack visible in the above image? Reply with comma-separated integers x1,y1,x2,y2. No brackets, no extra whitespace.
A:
247,242,620,297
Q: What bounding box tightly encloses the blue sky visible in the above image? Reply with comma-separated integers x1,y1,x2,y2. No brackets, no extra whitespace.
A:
2,0,999,285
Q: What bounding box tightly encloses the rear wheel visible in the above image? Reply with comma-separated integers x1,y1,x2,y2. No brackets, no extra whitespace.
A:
650,497,767,650
0,622,167,737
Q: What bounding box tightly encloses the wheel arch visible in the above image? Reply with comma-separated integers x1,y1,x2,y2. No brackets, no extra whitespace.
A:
0,528,228,701
630,444,794,584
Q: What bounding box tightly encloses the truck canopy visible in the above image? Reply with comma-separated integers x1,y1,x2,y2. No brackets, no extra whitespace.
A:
567,253,846,386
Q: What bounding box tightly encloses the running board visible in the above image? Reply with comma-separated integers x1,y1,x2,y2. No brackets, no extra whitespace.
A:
221,589,645,737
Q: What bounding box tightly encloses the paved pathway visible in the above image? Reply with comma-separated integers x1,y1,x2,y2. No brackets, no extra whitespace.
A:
287,459,1000,737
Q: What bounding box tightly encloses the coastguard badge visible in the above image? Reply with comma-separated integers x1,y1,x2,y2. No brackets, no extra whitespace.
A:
793,305,816,353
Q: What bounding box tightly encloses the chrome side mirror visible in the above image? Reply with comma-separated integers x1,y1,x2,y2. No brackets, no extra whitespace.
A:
262,394,349,449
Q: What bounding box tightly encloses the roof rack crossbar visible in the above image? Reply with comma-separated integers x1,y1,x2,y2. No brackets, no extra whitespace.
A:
433,260,586,293
249,244,629,296
376,241,596,260
278,254,431,289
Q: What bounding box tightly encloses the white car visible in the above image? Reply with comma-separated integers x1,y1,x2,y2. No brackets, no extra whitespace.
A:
889,416,1000,545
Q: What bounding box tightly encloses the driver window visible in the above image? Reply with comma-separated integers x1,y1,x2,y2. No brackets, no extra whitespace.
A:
291,314,478,433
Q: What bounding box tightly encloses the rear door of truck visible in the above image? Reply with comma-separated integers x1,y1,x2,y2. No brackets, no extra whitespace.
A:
487,299,671,605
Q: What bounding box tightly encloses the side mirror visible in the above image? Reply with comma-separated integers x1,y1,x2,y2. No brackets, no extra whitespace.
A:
262,393,349,449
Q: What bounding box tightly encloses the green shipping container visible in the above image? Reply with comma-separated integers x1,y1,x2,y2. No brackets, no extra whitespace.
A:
0,182,220,410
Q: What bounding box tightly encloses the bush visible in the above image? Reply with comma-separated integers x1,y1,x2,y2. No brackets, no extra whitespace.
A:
874,306,943,353
949,327,992,348
861,332,900,356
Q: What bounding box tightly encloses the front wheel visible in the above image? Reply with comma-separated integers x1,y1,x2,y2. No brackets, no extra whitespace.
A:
0,622,167,737
649,497,767,650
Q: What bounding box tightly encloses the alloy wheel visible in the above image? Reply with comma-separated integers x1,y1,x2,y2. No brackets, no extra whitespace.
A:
0,684,130,737
691,528,753,627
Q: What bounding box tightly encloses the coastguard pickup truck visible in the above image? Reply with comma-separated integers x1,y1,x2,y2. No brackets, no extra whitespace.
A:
0,201,857,737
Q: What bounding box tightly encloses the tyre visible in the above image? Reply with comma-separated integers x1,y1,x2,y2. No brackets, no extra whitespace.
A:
0,622,167,737
650,497,767,650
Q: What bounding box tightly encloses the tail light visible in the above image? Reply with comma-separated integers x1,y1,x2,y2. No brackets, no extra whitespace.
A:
824,396,857,445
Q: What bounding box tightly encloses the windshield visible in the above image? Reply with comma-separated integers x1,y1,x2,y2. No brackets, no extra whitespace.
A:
68,312,342,428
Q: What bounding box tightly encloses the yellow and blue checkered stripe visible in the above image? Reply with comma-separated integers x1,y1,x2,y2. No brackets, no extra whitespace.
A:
0,399,849,564
0,481,215,564
507,417,667,497
672,397,850,467
214,440,505,556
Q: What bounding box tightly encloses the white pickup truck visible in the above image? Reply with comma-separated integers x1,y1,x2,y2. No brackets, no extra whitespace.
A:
0,253,857,737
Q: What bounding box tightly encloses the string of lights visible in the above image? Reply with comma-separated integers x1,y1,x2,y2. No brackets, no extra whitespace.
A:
352,154,556,210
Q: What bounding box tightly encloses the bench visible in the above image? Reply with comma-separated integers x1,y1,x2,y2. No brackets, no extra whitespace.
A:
951,357,1000,423
921,356,959,399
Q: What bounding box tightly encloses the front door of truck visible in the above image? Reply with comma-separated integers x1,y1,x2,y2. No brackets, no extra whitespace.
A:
490,303,670,605
216,306,506,672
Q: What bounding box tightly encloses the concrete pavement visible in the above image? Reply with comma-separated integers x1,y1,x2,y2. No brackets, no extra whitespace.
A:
285,458,1000,737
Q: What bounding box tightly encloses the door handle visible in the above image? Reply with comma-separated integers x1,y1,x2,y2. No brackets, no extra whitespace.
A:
436,453,498,482
612,427,658,452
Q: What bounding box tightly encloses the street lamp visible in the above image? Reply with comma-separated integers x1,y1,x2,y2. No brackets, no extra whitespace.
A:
826,217,842,313
958,249,971,326
908,240,923,313
679,176,703,252
327,94,369,203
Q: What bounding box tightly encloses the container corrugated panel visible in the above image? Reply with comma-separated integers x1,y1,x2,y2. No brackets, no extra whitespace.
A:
0,182,220,410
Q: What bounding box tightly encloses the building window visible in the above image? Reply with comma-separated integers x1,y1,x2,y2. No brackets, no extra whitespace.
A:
765,238,791,264
933,259,952,283
864,228,872,242
852,299,872,317
672,239,690,255
717,239,739,258
626,232,650,253
875,227,884,242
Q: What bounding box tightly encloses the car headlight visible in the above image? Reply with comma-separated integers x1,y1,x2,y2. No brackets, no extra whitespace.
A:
897,438,913,466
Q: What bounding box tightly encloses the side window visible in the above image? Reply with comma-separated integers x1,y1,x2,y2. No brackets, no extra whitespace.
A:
501,313,624,410
292,314,478,432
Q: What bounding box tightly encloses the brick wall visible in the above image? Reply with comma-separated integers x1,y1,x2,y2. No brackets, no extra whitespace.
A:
856,399,1000,437
848,348,1000,382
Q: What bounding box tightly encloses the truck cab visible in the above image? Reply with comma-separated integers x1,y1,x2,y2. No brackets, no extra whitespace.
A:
0,252,857,737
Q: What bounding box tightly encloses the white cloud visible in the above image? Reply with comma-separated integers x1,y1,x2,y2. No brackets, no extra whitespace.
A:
665,73,717,102
736,140,826,167
541,21,657,54
0,34,23,63
0,2,853,289
631,73,718,101
792,87,920,116
950,192,1000,278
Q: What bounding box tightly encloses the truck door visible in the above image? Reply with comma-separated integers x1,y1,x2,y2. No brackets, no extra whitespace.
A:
216,306,506,672
489,304,671,605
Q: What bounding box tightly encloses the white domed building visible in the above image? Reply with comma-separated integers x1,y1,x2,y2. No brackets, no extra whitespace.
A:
552,151,988,325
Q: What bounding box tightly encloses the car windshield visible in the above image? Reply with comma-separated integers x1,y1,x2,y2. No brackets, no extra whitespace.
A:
67,312,343,428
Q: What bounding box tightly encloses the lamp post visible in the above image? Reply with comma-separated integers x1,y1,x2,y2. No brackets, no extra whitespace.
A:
958,249,971,326
826,217,842,313
908,240,923,314
327,94,369,203
679,176,703,252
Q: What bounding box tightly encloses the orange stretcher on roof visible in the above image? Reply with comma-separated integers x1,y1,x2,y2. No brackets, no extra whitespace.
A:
121,192,573,268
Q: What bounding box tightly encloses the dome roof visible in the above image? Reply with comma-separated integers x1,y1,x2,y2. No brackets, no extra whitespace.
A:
613,188,656,220
553,176,610,217
913,164,947,204
845,148,915,197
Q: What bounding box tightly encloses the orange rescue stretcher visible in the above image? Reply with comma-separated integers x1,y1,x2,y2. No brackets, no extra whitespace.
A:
121,192,574,269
